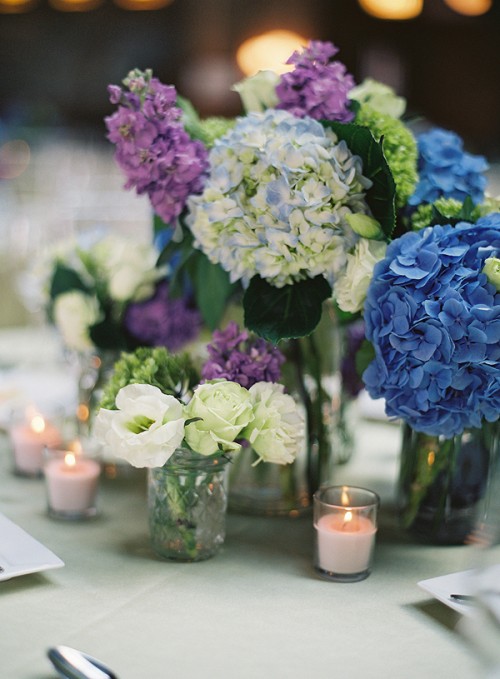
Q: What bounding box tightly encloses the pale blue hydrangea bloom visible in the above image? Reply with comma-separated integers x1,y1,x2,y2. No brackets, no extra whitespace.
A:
186,109,373,288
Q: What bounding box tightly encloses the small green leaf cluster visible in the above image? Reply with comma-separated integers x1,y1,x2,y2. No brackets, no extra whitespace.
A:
100,347,200,410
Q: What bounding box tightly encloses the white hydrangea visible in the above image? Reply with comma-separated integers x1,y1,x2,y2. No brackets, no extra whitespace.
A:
334,238,387,314
186,109,373,289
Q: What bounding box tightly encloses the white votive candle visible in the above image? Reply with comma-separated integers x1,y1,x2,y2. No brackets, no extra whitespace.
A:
44,449,100,519
10,414,63,476
314,486,380,582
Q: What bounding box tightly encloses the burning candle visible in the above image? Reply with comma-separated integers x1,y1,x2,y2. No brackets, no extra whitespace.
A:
44,443,100,519
314,486,380,582
10,411,63,477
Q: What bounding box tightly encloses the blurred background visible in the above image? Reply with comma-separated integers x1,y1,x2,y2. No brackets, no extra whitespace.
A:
0,0,499,325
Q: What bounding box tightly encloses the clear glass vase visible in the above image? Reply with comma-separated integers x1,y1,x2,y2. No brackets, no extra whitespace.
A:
397,421,499,545
228,302,356,516
76,349,120,437
148,448,230,562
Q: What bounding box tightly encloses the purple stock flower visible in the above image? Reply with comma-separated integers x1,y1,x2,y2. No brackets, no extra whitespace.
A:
201,321,285,388
124,281,202,352
276,40,356,123
105,70,209,225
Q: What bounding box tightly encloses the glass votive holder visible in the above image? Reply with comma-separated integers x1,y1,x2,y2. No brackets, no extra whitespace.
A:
314,485,380,582
43,445,101,520
9,411,63,478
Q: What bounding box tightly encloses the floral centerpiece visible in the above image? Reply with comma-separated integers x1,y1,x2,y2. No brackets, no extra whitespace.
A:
94,346,304,560
103,41,412,505
43,232,203,436
102,38,499,537
44,233,201,354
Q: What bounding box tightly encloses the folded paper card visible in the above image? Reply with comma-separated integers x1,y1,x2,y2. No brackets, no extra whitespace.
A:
0,512,64,581
418,564,500,617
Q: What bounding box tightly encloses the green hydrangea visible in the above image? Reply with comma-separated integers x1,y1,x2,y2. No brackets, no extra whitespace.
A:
100,347,199,410
197,117,235,147
178,95,234,147
480,195,500,216
410,197,482,231
355,104,418,209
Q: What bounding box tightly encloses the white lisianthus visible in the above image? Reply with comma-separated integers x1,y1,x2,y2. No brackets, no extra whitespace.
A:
91,235,161,302
93,384,186,468
334,239,387,314
183,380,254,456
232,70,280,112
241,382,304,465
53,290,100,352
349,78,406,119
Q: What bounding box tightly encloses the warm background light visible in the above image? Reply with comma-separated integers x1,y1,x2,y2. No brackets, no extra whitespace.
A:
358,0,423,20
113,0,174,10
49,0,102,10
0,0,37,13
236,30,308,77
443,0,492,15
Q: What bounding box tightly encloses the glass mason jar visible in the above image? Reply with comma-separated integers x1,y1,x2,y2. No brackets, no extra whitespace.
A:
397,421,499,545
228,302,358,516
148,448,230,562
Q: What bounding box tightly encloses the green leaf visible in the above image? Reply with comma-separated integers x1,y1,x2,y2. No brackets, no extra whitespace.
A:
355,339,375,378
244,276,332,343
323,120,396,239
89,318,128,351
49,263,89,299
191,253,237,330
153,213,171,235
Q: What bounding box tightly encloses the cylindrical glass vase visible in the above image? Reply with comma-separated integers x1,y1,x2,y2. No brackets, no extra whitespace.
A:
228,302,356,516
148,448,230,562
397,421,499,545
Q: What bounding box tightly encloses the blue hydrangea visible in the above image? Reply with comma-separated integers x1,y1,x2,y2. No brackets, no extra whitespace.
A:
409,128,489,207
363,213,500,438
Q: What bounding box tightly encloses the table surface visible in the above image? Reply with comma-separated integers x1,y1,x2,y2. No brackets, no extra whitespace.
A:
0,327,498,679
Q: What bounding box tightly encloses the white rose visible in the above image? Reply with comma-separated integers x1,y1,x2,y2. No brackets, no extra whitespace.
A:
240,382,304,465
92,236,161,302
334,239,387,314
183,380,254,456
232,70,280,113
53,291,100,352
93,384,186,468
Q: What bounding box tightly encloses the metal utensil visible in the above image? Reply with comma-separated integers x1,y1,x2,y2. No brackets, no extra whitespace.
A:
47,645,118,679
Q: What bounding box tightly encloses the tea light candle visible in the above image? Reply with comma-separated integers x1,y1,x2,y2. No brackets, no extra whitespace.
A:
44,445,100,519
10,413,63,476
314,486,380,582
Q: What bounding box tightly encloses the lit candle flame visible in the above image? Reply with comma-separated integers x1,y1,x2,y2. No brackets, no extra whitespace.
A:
30,415,46,434
64,452,77,468
344,510,353,524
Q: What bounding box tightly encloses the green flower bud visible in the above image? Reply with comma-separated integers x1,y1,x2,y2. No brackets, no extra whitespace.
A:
483,257,500,291
345,213,384,240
